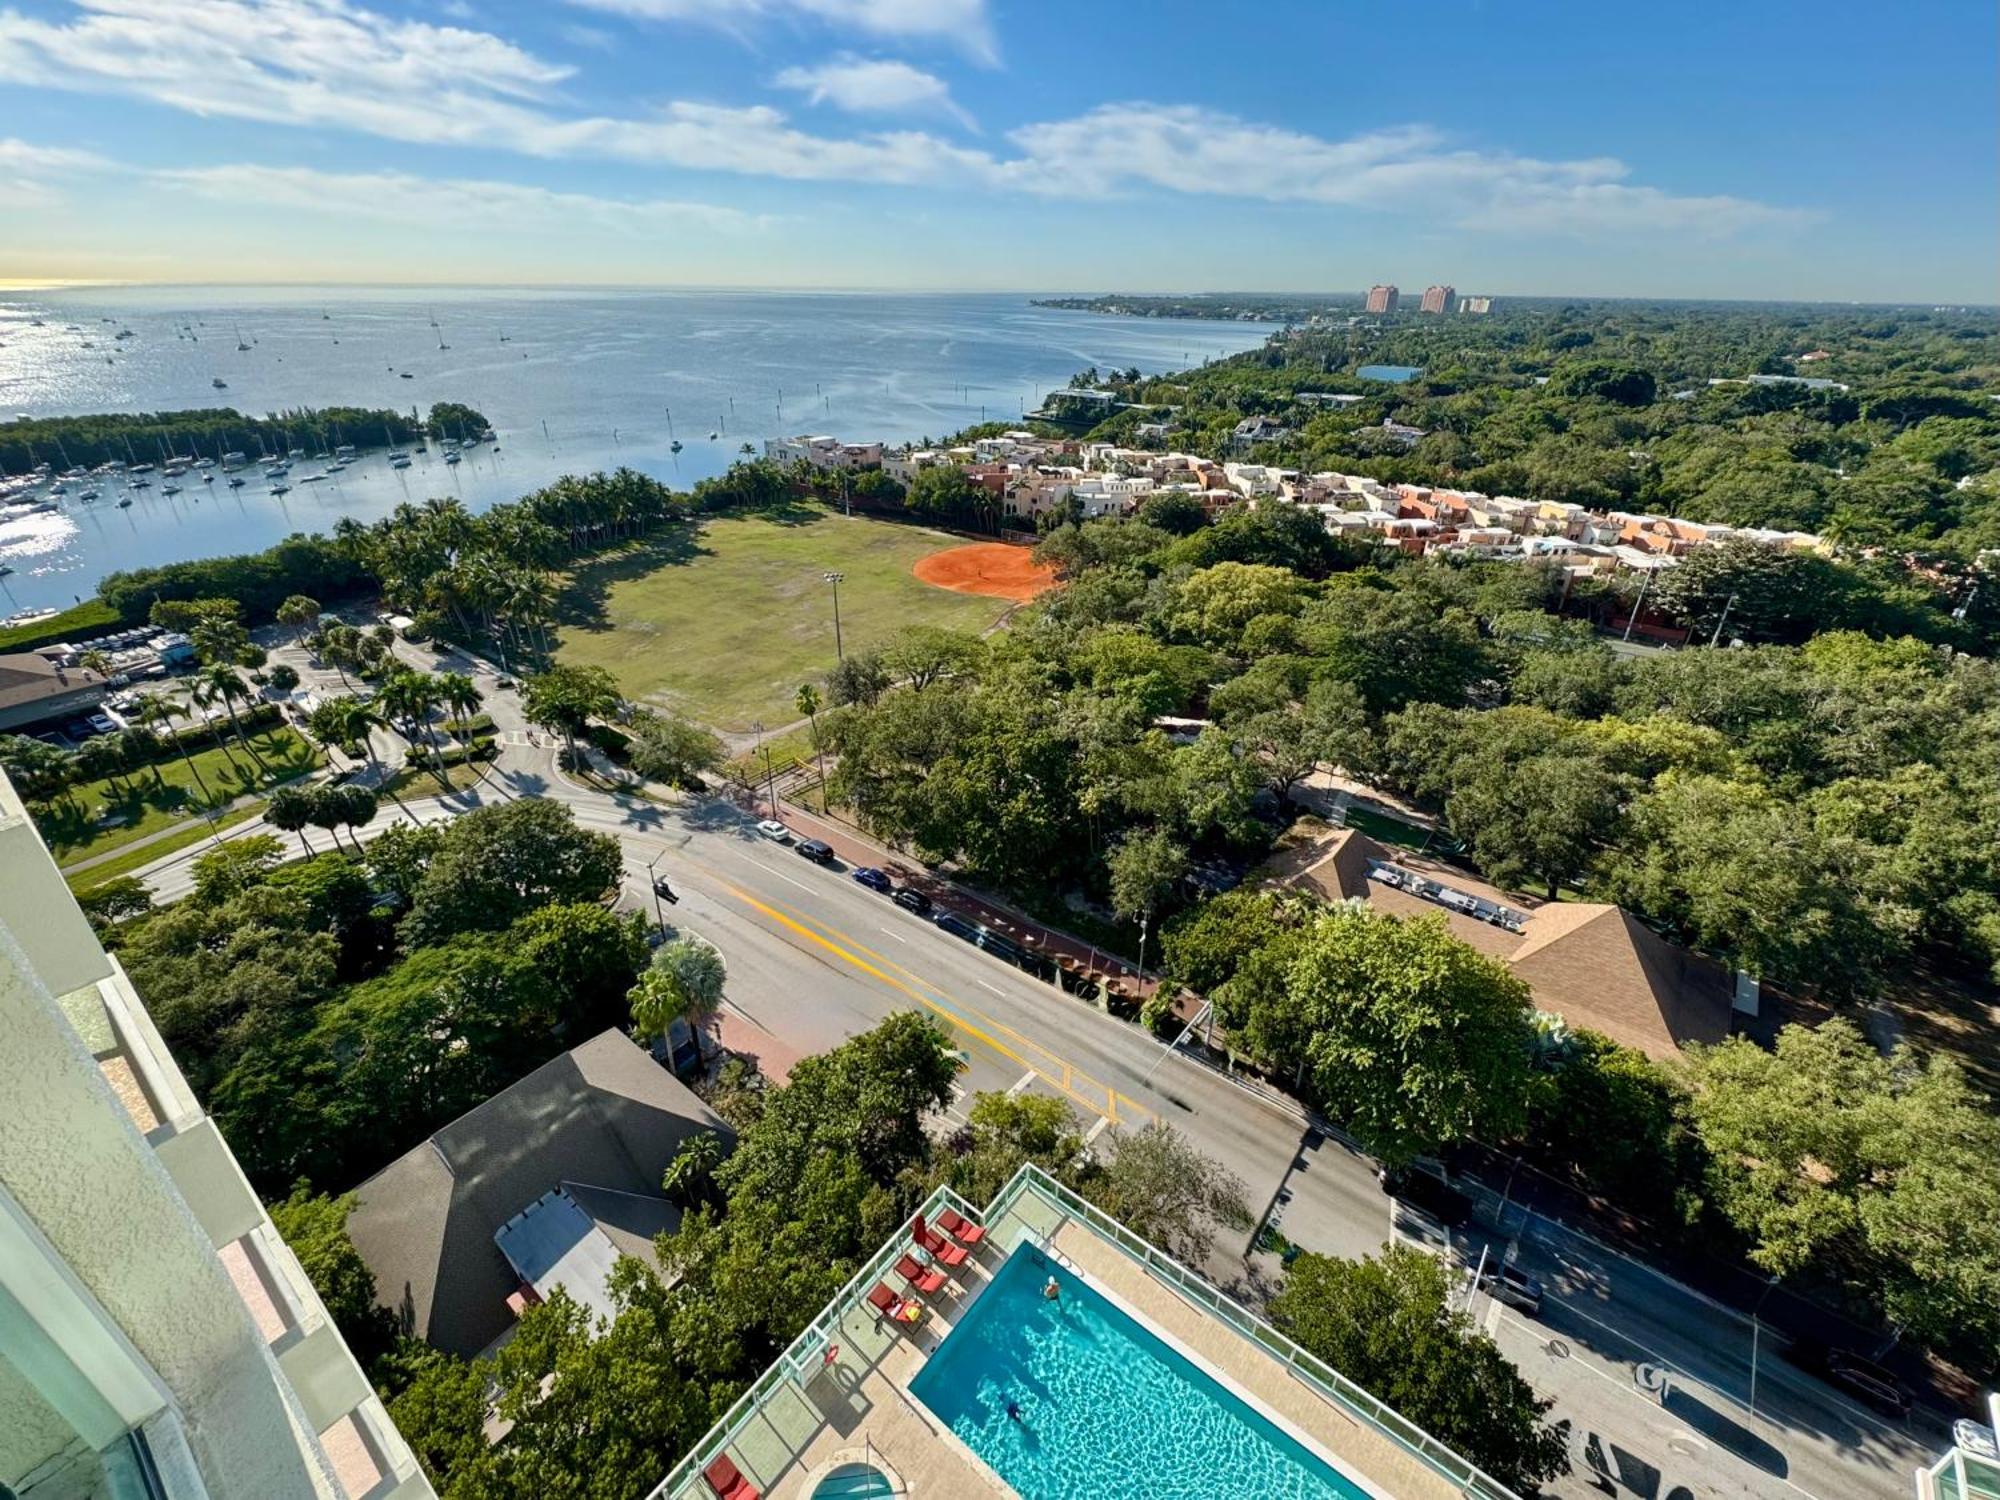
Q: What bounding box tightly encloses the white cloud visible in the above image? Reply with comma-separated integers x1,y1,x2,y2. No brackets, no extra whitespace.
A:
1007,106,1805,235
565,0,997,64
0,135,115,205
0,3,1802,239
158,162,771,235
773,55,974,130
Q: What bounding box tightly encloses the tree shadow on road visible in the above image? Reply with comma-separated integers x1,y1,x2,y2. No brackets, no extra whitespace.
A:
1661,1386,1788,1477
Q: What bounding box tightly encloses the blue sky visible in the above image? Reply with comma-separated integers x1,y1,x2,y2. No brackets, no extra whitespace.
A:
1,0,1993,299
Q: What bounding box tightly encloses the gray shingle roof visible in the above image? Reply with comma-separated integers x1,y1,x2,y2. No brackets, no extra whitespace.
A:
345,1029,729,1357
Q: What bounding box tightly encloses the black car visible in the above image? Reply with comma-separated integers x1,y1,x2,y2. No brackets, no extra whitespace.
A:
794,838,836,865
892,887,933,915
851,866,893,894
1789,1339,1913,1418
1472,1262,1543,1316
1378,1165,1473,1229
933,910,981,942
975,929,1027,967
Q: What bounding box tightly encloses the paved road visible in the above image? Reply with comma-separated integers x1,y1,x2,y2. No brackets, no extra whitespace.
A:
123,631,1947,1500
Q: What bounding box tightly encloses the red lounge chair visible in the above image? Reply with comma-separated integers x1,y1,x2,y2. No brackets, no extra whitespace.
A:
937,1208,987,1247
912,1215,969,1268
896,1253,948,1296
703,1453,760,1500
866,1282,901,1318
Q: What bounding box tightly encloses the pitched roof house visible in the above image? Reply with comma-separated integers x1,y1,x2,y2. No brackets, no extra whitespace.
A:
344,1029,730,1358
1277,828,1733,1059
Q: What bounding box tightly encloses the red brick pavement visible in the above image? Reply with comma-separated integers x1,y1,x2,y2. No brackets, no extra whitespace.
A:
767,797,1171,1008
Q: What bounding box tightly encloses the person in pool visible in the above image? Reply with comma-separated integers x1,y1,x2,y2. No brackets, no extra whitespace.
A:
1043,1275,1060,1302
1006,1401,1022,1423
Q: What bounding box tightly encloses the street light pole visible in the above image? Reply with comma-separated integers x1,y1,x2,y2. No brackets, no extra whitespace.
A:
1749,1273,1778,1415
645,852,667,936
822,571,845,660
1708,591,1740,649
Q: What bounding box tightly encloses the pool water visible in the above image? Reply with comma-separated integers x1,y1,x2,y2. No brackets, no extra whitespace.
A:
810,1461,894,1498
908,1247,1368,1500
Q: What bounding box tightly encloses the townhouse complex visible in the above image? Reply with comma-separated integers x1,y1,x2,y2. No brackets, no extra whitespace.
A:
772,429,1828,577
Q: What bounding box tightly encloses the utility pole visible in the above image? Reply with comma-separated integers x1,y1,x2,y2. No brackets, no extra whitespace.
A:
822,571,845,660
1708,591,1740,648
645,852,671,936
1621,566,1656,643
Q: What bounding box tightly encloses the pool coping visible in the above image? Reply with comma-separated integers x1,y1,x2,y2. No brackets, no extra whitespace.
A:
909,1231,1391,1500
798,1448,910,1497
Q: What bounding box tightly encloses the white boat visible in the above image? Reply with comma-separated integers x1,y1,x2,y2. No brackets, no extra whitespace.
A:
300,474,325,483
444,452,461,465
227,477,244,488
390,456,411,469
128,462,154,474
221,450,246,467
269,483,289,494
162,484,182,495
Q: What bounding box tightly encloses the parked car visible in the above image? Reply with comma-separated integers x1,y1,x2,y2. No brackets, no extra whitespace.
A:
1378,1165,1472,1229
892,887,933,916
975,928,1027,967
795,837,836,865
755,819,791,843
933,910,981,942
1472,1262,1543,1316
851,867,893,894
1788,1339,1913,1419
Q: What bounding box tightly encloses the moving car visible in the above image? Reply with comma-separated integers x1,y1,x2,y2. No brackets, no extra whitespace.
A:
795,837,836,865
1378,1165,1473,1229
755,819,791,843
892,887,933,916
851,866,893,894
1472,1262,1543,1316
1788,1339,1913,1419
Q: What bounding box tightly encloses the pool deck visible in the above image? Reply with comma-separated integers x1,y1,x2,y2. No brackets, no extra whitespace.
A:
700,1189,1467,1500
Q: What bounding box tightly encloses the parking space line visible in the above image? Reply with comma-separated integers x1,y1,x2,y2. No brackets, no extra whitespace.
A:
1006,1070,1036,1096
979,979,1005,996
747,859,817,896
878,927,907,943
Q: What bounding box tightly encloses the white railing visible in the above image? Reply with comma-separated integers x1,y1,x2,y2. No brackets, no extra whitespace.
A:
983,1166,1522,1500
646,1164,1519,1500
644,1182,981,1500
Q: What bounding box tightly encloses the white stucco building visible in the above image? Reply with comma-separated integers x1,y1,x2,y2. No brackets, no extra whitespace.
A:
0,770,433,1500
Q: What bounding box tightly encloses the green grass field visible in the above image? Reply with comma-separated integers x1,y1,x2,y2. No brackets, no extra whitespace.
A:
38,726,317,866
553,506,1013,732
64,805,270,892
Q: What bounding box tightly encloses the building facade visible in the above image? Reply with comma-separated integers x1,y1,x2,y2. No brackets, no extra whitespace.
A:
0,769,433,1500
1363,284,1400,314
1420,284,1455,314
1458,295,1495,315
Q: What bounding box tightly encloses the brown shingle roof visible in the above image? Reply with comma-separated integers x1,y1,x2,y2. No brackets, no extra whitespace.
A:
1507,903,1732,1059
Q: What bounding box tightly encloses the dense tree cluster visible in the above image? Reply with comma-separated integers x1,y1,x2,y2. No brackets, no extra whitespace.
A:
107,801,637,1190
0,402,483,477
1066,301,2000,645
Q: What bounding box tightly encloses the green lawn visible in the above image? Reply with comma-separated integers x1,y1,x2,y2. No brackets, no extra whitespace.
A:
552,506,1013,732
39,727,318,866
64,804,270,892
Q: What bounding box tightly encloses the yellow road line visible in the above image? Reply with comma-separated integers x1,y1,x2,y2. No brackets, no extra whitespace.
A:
720,880,1147,1126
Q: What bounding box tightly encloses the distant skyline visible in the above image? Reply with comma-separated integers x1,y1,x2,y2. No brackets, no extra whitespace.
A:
1,0,1995,302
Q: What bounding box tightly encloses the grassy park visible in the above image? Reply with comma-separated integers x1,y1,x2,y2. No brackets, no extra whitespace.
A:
552,504,1014,732
35,726,317,867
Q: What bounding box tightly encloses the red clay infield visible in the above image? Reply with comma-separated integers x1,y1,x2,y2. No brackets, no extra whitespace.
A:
912,541,1059,603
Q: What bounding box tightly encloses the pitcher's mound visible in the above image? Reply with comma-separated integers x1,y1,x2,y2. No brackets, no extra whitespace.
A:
913,542,1058,603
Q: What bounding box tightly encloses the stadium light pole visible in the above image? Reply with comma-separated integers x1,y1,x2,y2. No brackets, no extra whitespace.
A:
822,571,846,660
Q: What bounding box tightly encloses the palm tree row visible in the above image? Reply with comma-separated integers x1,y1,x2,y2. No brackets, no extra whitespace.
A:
331,469,684,659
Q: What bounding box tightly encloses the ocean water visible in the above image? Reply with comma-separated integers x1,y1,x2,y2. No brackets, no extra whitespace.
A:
907,1247,1366,1500
0,287,1274,613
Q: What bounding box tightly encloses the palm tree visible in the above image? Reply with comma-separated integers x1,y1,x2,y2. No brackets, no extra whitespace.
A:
437,671,483,741
276,594,320,651
266,783,316,856
193,662,268,777
629,936,727,1062
131,691,214,806
795,682,828,810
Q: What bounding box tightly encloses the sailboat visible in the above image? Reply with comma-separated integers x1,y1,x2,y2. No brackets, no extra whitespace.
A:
667,406,681,453
235,326,251,351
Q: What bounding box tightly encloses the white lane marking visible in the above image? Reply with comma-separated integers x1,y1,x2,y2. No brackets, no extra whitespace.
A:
978,979,1006,996
1084,1115,1112,1144
748,859,816,895
879,927,908,943
1006,1070,1036,1096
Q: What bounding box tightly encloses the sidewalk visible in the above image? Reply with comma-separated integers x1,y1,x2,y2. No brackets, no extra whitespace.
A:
764,793,1165,1006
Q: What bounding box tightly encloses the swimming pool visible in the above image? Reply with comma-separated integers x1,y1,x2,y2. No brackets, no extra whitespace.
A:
908,1246,1370,1499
